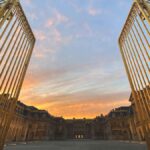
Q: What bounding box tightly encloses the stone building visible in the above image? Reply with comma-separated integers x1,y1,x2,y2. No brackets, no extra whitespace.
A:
6,101,56,142
92,115,106,139
129,94,149,141
53,117,66,140
65,119,93,139
6,101,29,142
5,102,108,142
105,106,132,140
5,100,138,143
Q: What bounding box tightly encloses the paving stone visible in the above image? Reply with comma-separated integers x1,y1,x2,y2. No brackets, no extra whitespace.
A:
4,140,147,150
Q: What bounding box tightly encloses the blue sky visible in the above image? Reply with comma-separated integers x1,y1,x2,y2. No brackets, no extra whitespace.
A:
20,0,133,118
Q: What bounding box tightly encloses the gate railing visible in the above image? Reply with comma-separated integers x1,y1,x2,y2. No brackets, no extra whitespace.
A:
0,0,35,149
119,0,150,148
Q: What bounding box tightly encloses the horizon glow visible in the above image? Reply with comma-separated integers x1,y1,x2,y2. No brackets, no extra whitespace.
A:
19,0,132,119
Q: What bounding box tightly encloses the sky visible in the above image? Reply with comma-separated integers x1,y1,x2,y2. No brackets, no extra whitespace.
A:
19,0,133,119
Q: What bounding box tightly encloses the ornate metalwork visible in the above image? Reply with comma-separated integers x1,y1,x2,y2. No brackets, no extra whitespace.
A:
119,0,150,148
0,0,35,149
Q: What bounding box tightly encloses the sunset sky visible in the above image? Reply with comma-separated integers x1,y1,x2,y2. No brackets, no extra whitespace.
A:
19,0,133,119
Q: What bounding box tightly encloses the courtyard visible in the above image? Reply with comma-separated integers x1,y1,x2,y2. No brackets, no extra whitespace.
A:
5,140,147,150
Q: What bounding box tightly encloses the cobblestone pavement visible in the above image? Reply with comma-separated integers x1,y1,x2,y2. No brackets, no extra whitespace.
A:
5,140,147,150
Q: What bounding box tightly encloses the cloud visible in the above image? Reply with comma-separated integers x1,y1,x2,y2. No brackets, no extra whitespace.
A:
45,19,55,28
53,29,62,42
34,30,47,41
45,10,69,28
20,91,130,119
20,62,130,112
88,8,102,16
68,0,102,16
54,10,69,23
32,27,72,60
19,0,132,119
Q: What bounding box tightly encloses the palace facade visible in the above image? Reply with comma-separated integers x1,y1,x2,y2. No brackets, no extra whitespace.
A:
5,96,145,143
104,106,133,140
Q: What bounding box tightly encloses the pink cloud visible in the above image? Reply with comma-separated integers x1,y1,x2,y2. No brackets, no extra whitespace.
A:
45,19,55,28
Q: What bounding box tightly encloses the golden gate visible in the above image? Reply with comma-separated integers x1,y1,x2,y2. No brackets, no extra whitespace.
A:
0,0,35,149
119,0,150,148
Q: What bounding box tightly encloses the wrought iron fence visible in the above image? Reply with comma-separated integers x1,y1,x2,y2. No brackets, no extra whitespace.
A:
119,0,150,148
0,1,35,149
